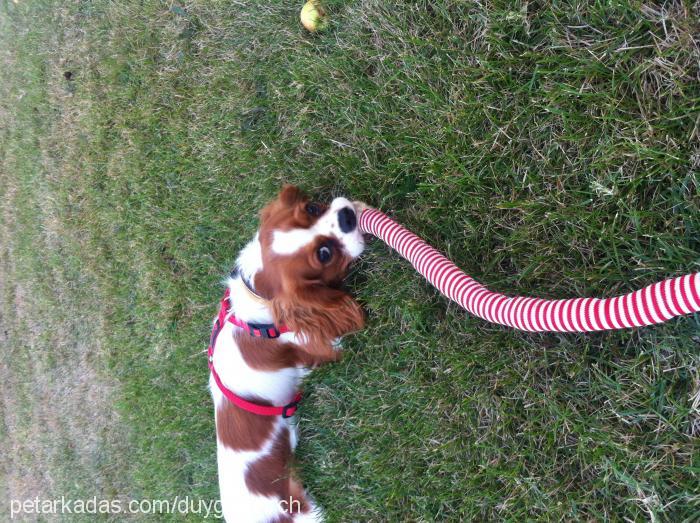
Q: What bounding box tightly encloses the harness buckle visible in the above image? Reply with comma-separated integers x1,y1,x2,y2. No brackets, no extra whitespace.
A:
247,322,281,339
281,400,299,418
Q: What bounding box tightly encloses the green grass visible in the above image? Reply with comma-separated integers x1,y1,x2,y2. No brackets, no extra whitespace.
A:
1,0,699,521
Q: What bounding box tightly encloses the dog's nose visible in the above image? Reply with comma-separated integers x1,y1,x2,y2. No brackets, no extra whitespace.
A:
338,207,357,233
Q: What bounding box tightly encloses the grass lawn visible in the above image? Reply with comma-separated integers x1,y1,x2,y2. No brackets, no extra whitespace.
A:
1,0,699,520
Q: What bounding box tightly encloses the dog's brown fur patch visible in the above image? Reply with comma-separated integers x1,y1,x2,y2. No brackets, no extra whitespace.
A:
215,398,276,451
245,427,310,514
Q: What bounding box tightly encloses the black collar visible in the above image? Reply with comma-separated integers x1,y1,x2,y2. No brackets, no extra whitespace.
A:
230,268,267,300
227,269,286,338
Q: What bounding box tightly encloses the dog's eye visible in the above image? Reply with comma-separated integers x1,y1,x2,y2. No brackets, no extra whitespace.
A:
305,203,321,217
317,244,333,264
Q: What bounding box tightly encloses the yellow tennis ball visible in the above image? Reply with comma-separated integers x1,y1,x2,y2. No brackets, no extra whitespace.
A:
300,1,328,32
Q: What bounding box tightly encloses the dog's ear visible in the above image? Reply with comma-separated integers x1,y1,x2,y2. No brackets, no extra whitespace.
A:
272,285,364,357
260,185,306,224
279,184,305,206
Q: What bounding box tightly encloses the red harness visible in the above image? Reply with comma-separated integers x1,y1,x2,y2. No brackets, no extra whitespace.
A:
208,288,302,418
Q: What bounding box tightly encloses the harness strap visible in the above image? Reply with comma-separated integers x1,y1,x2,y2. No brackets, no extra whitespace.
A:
208,287,301,418
227,314,291,339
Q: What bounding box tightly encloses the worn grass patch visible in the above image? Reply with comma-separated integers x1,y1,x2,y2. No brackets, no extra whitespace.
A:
1,0,699,521
0,4,132,520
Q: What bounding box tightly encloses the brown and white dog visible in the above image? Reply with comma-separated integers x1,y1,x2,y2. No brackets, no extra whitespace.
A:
209,185,365,522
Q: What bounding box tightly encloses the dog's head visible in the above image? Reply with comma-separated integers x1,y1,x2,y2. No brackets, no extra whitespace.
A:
254,185,365,351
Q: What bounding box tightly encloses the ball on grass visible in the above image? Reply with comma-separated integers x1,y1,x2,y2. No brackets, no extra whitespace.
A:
300,1,328,32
